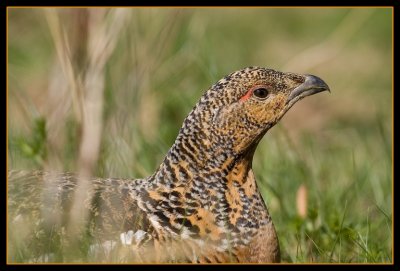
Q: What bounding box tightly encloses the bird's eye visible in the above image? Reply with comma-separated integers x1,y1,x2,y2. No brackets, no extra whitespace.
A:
253,88,269,99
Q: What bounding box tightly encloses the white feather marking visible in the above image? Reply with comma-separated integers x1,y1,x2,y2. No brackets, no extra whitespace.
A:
120,230,134,245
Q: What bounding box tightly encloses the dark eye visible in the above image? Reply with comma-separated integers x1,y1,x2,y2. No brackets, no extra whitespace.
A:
253,88,269,99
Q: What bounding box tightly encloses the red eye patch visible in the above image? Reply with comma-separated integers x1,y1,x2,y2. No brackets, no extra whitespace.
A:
239,85,268,102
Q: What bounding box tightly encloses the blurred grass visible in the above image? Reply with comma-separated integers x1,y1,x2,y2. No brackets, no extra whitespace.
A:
7,7,392,263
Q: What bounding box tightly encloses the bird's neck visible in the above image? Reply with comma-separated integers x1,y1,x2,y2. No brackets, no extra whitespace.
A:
154,126,245,187
144,133,272,240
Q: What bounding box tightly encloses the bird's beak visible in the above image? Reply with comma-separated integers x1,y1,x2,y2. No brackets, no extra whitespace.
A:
286,75,330,105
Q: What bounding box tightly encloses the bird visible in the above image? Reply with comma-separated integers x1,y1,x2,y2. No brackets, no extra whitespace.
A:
8,66,330,263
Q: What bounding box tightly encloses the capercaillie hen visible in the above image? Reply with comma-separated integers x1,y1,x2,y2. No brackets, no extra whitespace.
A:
8,66,330,263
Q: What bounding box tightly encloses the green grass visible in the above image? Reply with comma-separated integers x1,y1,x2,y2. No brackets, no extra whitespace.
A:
7,7,392,263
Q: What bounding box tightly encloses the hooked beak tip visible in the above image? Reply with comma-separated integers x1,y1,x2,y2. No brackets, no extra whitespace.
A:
287,75,330,103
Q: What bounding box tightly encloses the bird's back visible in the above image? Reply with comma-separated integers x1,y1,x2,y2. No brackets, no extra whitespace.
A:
8,170,158,262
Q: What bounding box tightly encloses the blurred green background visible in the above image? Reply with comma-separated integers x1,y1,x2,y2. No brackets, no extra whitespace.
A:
7,7,392,263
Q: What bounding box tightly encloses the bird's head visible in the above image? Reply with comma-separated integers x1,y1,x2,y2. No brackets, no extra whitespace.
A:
175,66,330,164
